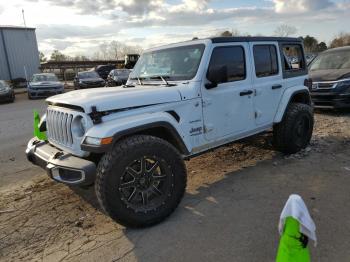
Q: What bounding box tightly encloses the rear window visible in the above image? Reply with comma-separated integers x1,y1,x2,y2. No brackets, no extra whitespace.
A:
253,45,279,77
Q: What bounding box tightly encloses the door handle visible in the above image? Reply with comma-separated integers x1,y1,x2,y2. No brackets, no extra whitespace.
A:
240,90,253,96
272,84,282,90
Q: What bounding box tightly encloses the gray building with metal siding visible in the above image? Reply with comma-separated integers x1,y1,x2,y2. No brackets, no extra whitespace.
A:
0,26,40,80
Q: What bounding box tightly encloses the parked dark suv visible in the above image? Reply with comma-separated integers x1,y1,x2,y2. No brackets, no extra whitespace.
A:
94,65,116,80
106,69,131,86
74,71,105,89
309,46,350,108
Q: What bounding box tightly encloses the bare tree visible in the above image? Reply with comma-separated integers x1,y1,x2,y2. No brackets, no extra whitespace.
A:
92,41,143,61
219,29,240,37
274,24,297,37
50,50,68,61
330,33,350,48
109,41,119,59
39,51,47,63
99,43,109,60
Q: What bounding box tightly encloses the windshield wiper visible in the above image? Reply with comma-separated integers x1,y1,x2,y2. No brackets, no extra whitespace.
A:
149,75,176,86
137,77,143,85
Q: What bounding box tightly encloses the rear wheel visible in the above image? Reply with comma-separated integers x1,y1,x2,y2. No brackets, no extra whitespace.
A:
273,103,314,154
95,135,187,227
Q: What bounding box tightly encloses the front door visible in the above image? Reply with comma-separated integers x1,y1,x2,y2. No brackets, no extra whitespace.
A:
202,43,255,141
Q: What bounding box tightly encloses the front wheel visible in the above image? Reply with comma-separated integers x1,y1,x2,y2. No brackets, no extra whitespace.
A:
95,135,187,227
273,103,314,154
10,93,15,103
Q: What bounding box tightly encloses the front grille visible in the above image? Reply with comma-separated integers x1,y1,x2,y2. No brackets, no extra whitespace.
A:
47,108,74,147
318,82,335,89
312,82,336,90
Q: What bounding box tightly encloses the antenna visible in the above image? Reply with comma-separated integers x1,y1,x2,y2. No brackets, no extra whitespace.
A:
22,9,27,28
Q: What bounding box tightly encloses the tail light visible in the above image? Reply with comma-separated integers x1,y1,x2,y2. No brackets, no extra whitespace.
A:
304,78,313,91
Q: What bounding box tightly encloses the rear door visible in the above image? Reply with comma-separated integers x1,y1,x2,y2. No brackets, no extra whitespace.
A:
250,42,284,126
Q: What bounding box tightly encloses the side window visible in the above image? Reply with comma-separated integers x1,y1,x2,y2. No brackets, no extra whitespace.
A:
253,45,279,77
207,46,246,84
282,44,305,71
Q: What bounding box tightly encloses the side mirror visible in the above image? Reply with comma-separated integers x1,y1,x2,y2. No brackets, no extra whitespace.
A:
205,65,227,89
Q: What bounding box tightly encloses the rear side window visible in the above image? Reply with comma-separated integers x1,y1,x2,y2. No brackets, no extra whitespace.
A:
253,45,279,77
282,44,305,71
208,46,246,83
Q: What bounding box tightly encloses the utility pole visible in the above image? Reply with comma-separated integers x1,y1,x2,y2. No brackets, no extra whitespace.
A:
22,9,27,28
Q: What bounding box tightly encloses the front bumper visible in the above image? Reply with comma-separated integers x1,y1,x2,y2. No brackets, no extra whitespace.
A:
78,82,105,88
28,88,64,98
0,90,14,101
26,138,96,185
311,92,350,108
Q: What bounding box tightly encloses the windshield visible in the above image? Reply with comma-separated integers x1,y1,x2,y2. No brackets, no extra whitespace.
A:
0,80,7,88
114,69,130,76
310,50,350,70
79,71,100,79
130,44,205,81
31,74,58,82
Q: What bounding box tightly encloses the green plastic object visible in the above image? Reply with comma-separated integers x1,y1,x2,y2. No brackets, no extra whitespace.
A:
276,217,310,262
33,110,47,140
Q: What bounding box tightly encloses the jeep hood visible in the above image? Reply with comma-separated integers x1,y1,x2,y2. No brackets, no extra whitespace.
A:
47,86,182,113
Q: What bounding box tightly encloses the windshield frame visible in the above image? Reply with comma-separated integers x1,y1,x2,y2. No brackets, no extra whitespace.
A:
130,43,206,82
310,50,350,71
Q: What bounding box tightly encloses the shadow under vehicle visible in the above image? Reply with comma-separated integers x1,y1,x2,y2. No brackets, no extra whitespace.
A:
27,73,64,99
0,80,15,103
73,71,105,89
309,46,350,109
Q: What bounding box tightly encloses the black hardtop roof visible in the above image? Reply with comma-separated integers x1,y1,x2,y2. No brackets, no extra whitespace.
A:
210,36,302,44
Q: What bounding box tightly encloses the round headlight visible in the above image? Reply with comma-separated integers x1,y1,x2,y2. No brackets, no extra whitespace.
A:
72,116,86,138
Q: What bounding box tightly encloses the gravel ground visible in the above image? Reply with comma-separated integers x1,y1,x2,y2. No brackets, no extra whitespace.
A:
0,95,350,261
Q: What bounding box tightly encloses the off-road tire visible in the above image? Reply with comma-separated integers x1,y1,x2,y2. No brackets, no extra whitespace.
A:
273,103,313,154
95,135,187,227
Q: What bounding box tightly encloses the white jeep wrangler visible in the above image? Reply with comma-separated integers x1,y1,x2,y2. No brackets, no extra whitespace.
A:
26,37,313,227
